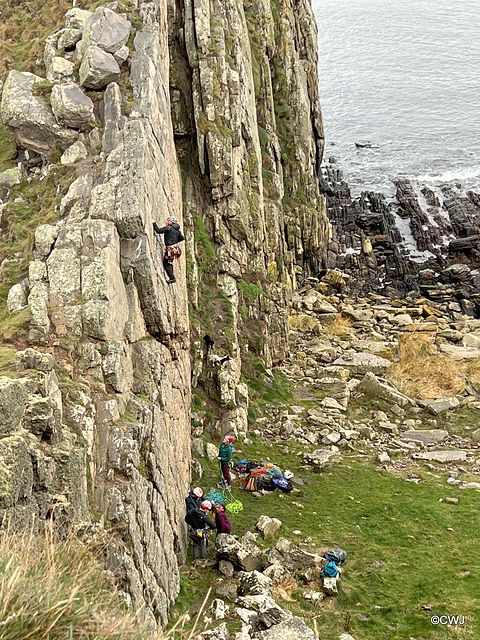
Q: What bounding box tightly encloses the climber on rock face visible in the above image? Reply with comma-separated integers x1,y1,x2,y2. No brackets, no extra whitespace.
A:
153,216,185,284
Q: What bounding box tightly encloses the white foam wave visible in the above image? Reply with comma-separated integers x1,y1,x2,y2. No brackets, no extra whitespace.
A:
415,167,480,184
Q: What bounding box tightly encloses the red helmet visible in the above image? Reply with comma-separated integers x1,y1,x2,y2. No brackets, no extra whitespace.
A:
201,500,212,511
226,435,234,443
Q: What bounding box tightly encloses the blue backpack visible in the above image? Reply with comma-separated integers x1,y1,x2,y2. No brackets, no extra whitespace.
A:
324,548,347,566
272,477,293,493
321,561,338,578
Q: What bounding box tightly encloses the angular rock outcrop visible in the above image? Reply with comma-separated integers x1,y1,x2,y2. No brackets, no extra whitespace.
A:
1,71,77,155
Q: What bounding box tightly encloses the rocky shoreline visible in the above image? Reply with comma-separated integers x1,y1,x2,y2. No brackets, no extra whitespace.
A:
320,160,480,316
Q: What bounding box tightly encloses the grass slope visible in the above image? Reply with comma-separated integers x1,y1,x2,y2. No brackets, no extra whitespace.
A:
173,436,479,640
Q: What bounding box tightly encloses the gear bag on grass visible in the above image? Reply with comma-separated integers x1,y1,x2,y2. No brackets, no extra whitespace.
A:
321,561,338,578
323,548,347,566
272,477,293,492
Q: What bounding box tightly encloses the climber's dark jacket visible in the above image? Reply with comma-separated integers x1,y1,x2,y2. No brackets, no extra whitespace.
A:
153,222,185,246
185,508,216,531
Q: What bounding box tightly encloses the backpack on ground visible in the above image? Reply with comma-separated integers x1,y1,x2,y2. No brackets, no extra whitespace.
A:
272,477,293,493
251,467,267,477
321,561,338,578
256,476,277,491
244,476,257,492
323,548,347,566
233,460,248,473
246,461,260,472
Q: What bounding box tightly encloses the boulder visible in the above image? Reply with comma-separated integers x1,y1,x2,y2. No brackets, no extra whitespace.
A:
236,595,290,630
439,344,480,360
15,348,54,372
50,83,95,129
322,576,338,596
57,28,83,51
79,46,120,90
82,7,131,54
1,70,77,155
402,429,448,445
462,333,480,349
206,442,219,460
262,562,291,585
60,140,88,165
65,8,92,30
0,378,27,435
0,432,34,508
196,622,230,640
237,571,273,597
35,224,58,257
256,515,282,538
302,449,341,469
215,534,263,572
46,57,75,83
7,282,28,313
332,352,391,375
254,616,318,640
418,397,460,414
210,599,229,621
266,538,326,575
218,560,235,578
357,372,413,407
413,450,467,463
0,166,22,201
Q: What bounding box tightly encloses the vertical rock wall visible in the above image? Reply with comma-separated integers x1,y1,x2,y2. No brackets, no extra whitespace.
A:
169,0,330,434
1,0,191,629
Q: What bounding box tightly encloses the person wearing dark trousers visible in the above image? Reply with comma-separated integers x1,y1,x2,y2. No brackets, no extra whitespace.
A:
153,216,185,284
217,435,234,489
185,500,216,561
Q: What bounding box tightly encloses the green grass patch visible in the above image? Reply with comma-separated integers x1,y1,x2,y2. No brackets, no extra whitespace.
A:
183,439,480,639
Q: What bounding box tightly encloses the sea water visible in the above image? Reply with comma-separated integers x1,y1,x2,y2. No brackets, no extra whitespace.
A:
312,0,480,195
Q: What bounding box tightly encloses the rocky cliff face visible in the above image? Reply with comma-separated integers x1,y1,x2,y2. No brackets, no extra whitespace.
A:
0,0,329,628
169,0,329,437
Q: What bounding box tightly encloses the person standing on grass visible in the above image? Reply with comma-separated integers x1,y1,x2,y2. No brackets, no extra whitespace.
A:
217,435,234,489
214,504,232,534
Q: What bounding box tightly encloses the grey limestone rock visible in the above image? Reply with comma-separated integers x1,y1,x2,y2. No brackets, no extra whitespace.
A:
0,431,34,508
82,7,131,54
333,352,391,375
402,429,448,445
256,515,282,538
46,57,75,83
65,8,92,30
357,371,413,407
236,595,290,630
79,46,120,90
302,449,341,469
15,348,54,372
215,533,263,572
60,140,88,165
57,28,83,51
51,83,95,129
0,166,22,201
0,377,27,435
35,224,58,257
414,450,468,463
1,70,77,155
418,397,460,414
237,570,273,597
253,616,317,640
266,538,326,575
7,282,28,313
196,622,230,639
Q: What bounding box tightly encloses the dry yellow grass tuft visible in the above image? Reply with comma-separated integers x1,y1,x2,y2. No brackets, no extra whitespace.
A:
0,0,71,81
327,313,353,337
388,333,480,399
0,525,157,639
